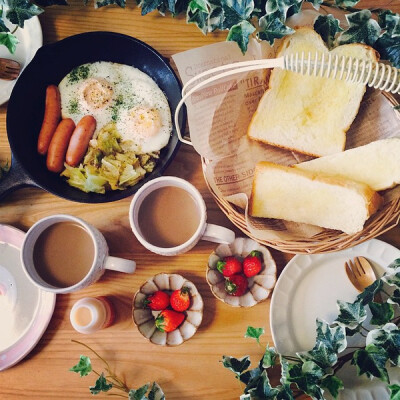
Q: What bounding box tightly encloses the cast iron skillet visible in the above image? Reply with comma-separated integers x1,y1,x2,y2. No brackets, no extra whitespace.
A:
2,31,185,203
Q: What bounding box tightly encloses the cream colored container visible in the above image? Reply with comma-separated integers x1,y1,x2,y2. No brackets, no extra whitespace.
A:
70,296,114,334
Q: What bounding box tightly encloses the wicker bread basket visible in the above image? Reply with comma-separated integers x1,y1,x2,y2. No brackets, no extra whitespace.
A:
202,93,400,255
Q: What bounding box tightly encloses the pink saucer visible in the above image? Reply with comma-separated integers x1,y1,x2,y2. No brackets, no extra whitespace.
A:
0,225,55,371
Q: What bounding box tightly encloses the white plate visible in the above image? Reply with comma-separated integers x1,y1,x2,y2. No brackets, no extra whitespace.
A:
0,16,42,106
0,224,55,371
270,239,400,400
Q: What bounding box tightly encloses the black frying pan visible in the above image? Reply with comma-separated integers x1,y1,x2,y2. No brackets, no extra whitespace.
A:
2,31,185,203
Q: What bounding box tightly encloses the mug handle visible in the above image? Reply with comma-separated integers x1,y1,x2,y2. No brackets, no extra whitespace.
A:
201,223,235,244
104,256,136,274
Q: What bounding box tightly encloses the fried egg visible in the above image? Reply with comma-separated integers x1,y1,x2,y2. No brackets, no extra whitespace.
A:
58,62,172,153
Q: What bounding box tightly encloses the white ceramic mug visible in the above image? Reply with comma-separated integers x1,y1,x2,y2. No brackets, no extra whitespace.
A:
21,214,136,294
129,176,235,256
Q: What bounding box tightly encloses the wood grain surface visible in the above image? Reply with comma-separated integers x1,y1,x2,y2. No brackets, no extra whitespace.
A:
0,1,399,399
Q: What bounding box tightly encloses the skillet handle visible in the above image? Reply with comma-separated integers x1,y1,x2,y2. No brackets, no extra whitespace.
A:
0,156,41,201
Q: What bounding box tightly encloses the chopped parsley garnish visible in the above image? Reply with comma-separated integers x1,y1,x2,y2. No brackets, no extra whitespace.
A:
68,65,90,83
68,99,80,114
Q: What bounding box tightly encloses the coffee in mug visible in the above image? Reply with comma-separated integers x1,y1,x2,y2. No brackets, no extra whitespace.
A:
129,176,235,256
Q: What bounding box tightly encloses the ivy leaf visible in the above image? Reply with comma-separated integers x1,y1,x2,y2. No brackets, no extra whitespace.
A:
335,0,360,7
265,0,298,21
90,373,113,395
367,323,400,367
352,344,389,383
222,0,254,28
69,355,92,377
0,15,9,33
5,0,43,28
276,383,295,400
222,355,251,375
245,326,265,344
0,32,18,53
286,361,325,399
187,0,210,34
95,0,126,8
314,14,343,49
148,382,165,400
382,271,400,287
245,369,280,399
338,10,381,46
388,258,400,270
258,13,294,45
304,0,322,10
389,384,400,400
369,301,395,326
320,375,344,399
129,384,150,400
335,299,367,329
388,288,400,306
227,20,256,54
297,319,346,368
356,279,383,306
375,12,400,68
240,365,262,384
262,345,278,368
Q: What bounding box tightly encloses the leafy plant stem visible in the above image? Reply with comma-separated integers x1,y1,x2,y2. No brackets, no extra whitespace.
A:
282,355,301,362
11,26,18,35
360,325,370,334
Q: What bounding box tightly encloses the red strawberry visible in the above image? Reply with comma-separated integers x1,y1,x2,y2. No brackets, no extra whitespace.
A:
217,256,242,277
170,287,191,312
243,250,263,277
225,274,248,296
155,310,185,332
143,290,170,311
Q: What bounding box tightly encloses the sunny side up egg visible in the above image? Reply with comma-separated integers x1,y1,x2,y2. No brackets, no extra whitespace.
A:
58,61,172,153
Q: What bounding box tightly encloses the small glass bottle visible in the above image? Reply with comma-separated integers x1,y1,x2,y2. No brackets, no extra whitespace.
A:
70,296,115,334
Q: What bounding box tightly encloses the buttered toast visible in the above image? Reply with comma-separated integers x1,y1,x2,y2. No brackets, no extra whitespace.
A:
247,28,379,157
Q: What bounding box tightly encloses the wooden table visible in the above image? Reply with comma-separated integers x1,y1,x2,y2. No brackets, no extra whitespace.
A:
0,1,399,398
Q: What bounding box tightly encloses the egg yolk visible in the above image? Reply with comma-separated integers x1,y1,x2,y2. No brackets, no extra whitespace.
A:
80,78,114,110
128,106,162,138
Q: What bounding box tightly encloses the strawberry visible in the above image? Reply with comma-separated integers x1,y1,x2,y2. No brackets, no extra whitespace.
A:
170,287,191,312
143,290,170,311
243,250,263,277
216,256,242,277
225,274,248,296
155,310,185,332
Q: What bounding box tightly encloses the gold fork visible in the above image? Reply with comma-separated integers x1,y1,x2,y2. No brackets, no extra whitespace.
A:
0,58,21,80
345,256,377,292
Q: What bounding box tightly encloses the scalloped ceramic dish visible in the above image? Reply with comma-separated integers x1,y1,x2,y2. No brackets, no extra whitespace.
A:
206,238,277,307
132,273,203,346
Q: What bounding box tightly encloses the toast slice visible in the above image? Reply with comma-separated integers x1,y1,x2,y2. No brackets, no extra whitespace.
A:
247,28,379,157
294,138,400,191
249,162,383,235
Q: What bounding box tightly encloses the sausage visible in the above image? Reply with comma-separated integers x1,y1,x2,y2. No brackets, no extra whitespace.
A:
66,115,97,167
46,119,76,173
37,85,62,155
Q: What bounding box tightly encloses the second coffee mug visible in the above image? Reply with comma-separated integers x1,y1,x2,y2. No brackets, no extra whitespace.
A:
21,214,136,294
129,176,235,256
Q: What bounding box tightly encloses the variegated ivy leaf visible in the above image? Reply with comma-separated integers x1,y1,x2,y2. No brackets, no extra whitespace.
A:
227,20,256,54
352,344,389,383
334,0,360,7
335,299,367,329
287,361,325,399
375,11,400,68
314,14,343,49
262,344,278,368
245,326,265,344
258,13,294,45
240,365,262,386
382,270,400,287
222,355,251,375
369,301,395,326
6,0,43,28
387,258,400,270
140,0,163,15
304,0,322,10
0,32,17,53
265,0,301,21
129,384,150,400
389,384,400,400
279,356,291,384
208,0,224,31
95,0,125,8
90,373,113,395
251,0,267,18
367,323,400,367
69,355,92,377
187,0,210,34
356,279,383,306
245,370,280,399
320,375,344,399
388,288,400,306
148,382,165,400
276,383,295,400
338,10,381,46
297,319,346,368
